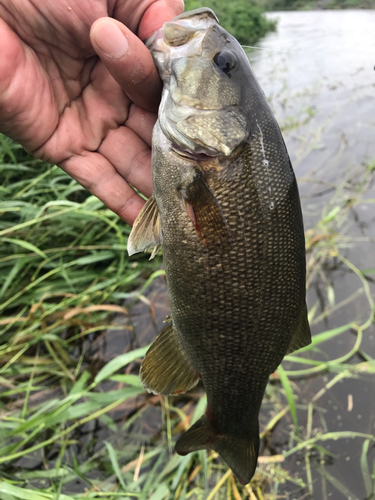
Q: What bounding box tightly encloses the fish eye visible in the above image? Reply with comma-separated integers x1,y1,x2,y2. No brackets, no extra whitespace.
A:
213,51,236,76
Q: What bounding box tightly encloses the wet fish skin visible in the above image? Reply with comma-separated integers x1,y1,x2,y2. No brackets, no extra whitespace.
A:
128,8,311,485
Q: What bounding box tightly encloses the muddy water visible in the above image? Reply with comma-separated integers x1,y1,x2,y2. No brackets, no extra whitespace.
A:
247,10,375,500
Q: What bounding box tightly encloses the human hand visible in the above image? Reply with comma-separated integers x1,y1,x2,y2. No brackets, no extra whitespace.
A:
0,0,183,224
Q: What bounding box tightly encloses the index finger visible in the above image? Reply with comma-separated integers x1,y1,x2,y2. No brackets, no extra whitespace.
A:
90,1,184,113
137,0,184,41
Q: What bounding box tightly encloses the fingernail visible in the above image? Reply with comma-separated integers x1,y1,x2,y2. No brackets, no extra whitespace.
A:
92,19,128,59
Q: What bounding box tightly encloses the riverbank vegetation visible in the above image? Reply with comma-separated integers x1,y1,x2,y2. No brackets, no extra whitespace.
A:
184,0,277,44
1,124,375,498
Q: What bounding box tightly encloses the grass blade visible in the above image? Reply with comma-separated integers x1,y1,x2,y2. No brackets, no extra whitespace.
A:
105,441,127,490
277,365,298,434
360,439,373,497
94,346,149,384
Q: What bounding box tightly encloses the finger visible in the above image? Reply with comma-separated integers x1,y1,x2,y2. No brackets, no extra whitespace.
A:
98,125,153,197
34,60,129,163
0,18,58,150
137,0,184,40
90,18,162,113
126,104,157,148
60,152,146,225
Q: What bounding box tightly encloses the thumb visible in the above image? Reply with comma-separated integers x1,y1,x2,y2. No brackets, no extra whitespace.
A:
90,18,161,113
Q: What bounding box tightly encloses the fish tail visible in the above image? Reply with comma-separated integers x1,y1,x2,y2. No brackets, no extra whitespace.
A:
175,414,259,485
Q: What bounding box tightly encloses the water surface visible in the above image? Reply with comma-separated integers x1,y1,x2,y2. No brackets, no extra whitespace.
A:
247,10,375,500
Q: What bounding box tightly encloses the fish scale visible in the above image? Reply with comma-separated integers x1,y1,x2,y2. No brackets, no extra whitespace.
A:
128,7,311,485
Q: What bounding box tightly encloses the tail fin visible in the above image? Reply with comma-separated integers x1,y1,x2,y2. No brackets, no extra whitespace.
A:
175,414,259,485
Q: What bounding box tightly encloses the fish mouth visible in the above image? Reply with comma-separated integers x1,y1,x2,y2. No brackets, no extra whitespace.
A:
146,8,218,51
171,143,217,162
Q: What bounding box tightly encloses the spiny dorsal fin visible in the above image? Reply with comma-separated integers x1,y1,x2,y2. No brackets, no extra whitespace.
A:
175,414,259,485
140,317,199,396
127,194,162,258
180,174,230,247
286,302,311,354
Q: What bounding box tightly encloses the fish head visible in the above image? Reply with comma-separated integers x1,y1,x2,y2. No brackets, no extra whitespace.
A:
146,8,251,160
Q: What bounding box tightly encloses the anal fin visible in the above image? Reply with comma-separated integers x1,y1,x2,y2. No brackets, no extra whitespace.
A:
175,414,259,485
286,302,311,354
140,317,199,396
127,194,162,258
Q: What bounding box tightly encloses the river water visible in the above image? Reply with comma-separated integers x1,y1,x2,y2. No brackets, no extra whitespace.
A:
246,10,375,500
250,9,375,214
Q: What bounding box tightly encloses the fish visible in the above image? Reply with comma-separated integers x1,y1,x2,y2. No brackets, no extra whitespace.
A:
127,7,311,485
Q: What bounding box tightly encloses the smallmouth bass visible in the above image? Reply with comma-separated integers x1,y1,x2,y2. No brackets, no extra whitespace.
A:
128,8,311,485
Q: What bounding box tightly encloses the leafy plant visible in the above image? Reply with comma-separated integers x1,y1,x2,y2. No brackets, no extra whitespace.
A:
184,0,277,45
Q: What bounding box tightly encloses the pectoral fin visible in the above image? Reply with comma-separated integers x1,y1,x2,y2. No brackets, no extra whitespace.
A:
140,317,199,396
286,302,311,354
127,194,162,258
180,174,230,247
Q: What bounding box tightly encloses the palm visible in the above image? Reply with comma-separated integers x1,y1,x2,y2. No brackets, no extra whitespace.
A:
0,0,183,223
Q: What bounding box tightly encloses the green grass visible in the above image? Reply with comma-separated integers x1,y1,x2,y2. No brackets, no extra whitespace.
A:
1,114,375,498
